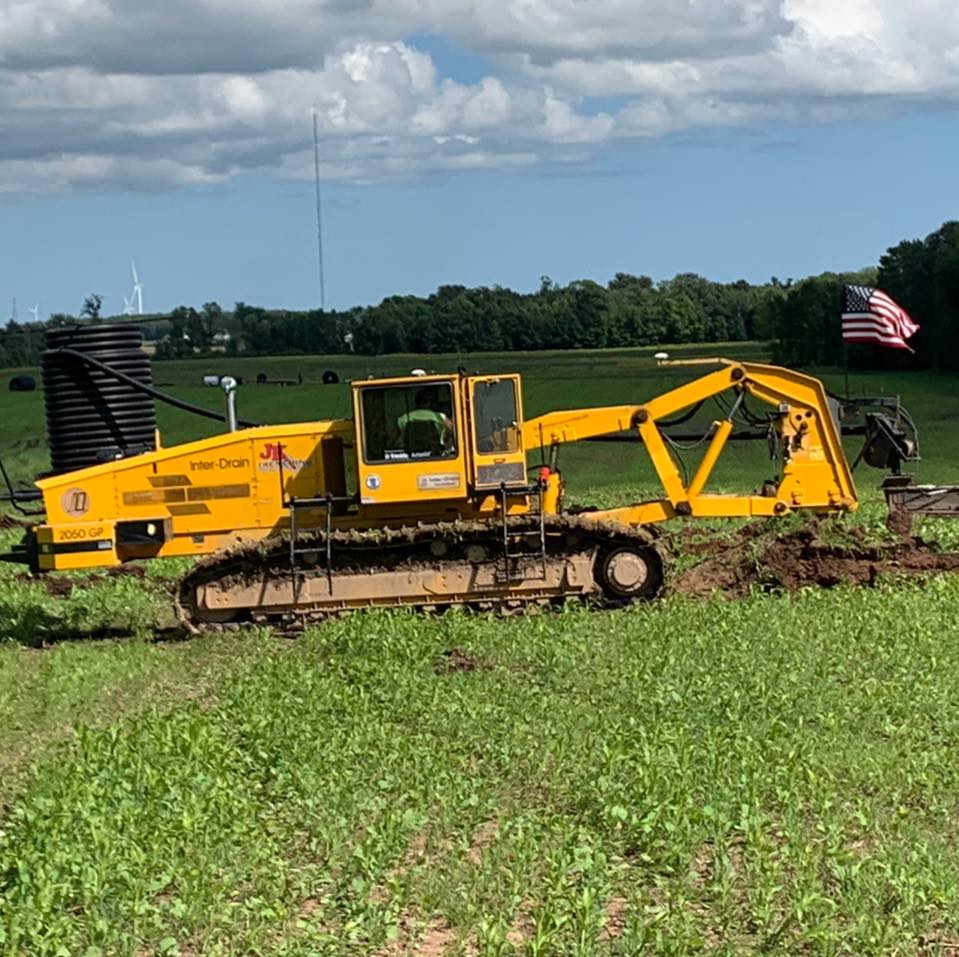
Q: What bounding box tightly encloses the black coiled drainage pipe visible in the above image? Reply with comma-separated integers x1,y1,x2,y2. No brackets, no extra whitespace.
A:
42,323,157,474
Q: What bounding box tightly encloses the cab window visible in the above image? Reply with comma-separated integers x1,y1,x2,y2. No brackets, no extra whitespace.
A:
361,383,457,463
473,379,520,454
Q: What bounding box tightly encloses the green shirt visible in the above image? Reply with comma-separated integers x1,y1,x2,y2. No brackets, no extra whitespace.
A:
397,408,447,445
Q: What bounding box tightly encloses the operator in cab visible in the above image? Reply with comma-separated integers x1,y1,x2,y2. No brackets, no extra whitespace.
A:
397,387,454,455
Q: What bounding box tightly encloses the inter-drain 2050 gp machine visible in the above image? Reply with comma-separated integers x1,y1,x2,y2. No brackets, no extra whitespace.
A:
0,323,927,630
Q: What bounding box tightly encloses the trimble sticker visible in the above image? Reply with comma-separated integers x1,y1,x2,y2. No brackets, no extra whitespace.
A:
61,487,90,518
417,473,461,491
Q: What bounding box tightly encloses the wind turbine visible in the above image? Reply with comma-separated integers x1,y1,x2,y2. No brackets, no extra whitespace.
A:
122,293,135,316
27,303,39,323
130,261,144,315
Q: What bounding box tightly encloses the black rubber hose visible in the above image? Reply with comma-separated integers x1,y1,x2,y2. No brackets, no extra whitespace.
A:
0,458,43,514
656,399,706,428
54,348,260,428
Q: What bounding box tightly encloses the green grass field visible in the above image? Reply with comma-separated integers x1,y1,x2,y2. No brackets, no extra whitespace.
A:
1,344,959,955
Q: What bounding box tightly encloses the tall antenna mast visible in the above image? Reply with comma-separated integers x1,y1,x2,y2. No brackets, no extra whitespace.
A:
312,105,326,312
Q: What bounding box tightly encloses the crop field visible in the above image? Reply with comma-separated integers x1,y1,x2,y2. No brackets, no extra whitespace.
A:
2,344,959,955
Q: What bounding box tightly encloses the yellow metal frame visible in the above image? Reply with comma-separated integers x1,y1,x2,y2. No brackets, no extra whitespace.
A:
523,359,856,524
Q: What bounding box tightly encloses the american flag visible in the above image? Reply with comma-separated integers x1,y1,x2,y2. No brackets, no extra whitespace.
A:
841,283,919,351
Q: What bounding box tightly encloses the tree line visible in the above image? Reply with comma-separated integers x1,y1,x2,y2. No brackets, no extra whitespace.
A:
0,274,775,367
2,220,956,372
204,273,769,358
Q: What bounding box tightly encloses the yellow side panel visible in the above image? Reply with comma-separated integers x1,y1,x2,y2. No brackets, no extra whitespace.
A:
355,458,469,506
35,422,354,562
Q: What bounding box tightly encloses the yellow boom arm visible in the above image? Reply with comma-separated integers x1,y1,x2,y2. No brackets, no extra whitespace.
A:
523,359,857,525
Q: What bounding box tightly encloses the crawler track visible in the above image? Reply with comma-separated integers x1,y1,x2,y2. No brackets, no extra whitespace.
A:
176,515,666,633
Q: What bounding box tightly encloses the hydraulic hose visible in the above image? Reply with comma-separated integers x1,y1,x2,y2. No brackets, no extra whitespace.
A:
53,348,260,428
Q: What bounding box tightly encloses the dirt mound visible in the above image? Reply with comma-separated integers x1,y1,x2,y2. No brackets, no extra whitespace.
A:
13,562,149,598
434,647,486,674
672,522,959,598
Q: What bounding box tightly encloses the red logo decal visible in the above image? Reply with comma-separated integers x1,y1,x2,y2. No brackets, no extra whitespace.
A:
259,443,282,462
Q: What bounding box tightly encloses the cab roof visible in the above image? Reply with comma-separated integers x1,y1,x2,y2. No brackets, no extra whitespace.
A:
350,372,518,388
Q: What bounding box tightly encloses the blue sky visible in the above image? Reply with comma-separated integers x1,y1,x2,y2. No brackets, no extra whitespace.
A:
1,4,956,318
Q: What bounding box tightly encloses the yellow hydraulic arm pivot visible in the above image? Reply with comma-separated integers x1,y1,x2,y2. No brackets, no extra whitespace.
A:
523,358,857,526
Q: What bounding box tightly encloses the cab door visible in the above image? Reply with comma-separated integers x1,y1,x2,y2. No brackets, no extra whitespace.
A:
353,378,468,505
467,376,527,489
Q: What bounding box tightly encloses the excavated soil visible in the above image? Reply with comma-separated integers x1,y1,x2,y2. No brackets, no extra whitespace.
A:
433,647,487,674
671,521,959,599
13,563,149,599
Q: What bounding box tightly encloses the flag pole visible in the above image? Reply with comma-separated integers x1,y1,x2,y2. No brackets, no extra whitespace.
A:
839,278,850,399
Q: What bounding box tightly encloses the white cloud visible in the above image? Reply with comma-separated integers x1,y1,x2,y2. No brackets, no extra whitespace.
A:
0,0,955,193
392,0,788,61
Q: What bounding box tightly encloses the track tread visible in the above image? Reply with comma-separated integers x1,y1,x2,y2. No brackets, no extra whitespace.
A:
176,514,666,632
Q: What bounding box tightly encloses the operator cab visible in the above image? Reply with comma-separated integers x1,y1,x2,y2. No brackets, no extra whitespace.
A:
352,372,526,508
